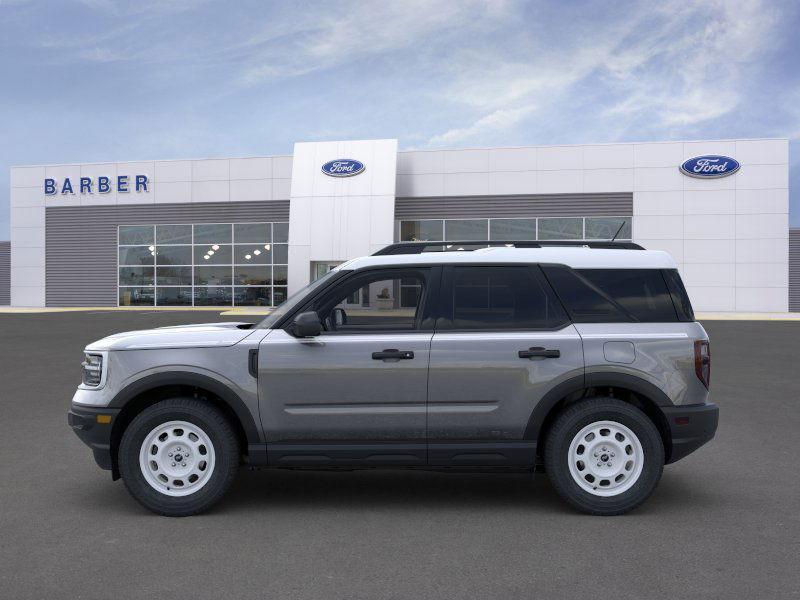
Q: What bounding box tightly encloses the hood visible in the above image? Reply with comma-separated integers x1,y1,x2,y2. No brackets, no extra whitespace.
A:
85,322,257,351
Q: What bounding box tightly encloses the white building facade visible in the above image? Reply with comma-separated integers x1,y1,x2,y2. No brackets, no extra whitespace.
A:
7,137,790,312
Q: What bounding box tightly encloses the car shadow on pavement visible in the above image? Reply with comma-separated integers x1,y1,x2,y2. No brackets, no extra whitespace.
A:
73,467,720,518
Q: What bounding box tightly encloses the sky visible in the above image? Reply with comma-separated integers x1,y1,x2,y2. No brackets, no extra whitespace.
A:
1,0,799,238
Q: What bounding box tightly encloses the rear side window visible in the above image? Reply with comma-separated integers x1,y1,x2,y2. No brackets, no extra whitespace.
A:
542,266,680,323
440,266,568,330
577,269,677,322
662,269,695,321
541,265,629,322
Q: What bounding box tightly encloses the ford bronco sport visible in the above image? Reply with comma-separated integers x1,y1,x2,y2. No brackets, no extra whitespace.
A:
68,241,718,516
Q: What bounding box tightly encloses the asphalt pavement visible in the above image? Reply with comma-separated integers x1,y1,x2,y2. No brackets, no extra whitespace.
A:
0,312,798,599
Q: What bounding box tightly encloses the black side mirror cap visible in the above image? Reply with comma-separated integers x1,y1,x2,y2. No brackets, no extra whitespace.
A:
292,311,322,337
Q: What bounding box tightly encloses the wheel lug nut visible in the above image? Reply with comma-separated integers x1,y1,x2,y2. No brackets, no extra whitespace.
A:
181,463,186,467
171,462,176,467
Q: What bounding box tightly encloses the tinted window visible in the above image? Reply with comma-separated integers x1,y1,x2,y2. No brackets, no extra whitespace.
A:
577,269,677,322
544,266,680,323
444,266,567,330
662,269,695,321
542,265,628,322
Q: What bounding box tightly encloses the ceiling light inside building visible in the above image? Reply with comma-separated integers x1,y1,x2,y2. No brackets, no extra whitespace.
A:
253,250,261,255
212,245,219,251
245,254,252,260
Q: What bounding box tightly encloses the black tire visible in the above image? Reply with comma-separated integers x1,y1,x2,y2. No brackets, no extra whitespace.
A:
544,398,664,515
118,398,240,517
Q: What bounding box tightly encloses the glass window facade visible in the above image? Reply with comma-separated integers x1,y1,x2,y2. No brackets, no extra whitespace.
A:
118,222,288,307
398,216,631,243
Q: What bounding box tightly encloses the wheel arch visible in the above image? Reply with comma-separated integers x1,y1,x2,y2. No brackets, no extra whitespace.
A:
526,373,674,463
108,372,260,479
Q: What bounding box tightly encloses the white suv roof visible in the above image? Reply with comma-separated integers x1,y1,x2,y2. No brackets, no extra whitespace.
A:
340,246,677,271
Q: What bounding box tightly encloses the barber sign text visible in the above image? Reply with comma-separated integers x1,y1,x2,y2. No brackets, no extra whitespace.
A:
44,175,149,195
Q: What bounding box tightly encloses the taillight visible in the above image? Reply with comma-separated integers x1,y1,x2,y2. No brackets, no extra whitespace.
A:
694,340,710,389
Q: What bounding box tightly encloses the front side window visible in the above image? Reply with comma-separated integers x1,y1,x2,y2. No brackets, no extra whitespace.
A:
311,270,430,333
441,266,567,330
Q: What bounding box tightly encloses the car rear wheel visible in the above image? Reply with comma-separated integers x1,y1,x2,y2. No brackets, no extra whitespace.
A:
544,398,664,515
118,398,239,516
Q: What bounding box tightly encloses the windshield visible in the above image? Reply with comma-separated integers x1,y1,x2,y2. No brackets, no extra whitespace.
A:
258,268,346,328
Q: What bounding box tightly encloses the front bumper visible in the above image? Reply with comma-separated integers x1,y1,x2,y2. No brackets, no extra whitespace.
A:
663,402,719,464
68,405,121,471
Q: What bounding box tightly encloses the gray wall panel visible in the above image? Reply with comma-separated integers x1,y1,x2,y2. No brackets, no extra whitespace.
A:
0,241,10,306
790,228,800,312
394,193,632,219
46,201,289,307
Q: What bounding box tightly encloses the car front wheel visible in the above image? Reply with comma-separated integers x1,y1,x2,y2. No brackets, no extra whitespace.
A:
118,398,240,516
544,398,665,515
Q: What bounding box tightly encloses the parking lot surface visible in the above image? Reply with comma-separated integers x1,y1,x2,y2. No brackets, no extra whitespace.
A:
0,312,798,599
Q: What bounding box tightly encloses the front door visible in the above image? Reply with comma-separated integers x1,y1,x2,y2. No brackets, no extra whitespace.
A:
258,267,438,466
426,265,584,467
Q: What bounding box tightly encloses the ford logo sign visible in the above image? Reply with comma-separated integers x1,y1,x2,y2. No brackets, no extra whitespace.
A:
321,159,365,177
680,155,740,178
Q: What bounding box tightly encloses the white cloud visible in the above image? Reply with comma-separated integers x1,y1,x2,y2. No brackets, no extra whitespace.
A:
428,105,536,145
239,0,513,85
422,0,787,146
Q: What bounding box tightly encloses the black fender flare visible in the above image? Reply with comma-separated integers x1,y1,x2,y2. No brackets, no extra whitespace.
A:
523,372,672,441
108,371,261,444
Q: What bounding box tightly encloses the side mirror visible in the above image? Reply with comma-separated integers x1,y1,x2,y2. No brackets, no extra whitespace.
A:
292,311,322,338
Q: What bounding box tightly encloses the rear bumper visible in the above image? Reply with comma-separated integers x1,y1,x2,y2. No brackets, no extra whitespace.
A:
68,405,121,471
663,402,719,464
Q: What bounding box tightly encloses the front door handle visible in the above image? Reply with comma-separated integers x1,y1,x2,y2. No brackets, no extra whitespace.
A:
518,347,560,359
372,349,415,360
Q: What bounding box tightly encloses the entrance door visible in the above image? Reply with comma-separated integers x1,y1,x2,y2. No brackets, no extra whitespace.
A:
426,265,585,467
258,267,439,466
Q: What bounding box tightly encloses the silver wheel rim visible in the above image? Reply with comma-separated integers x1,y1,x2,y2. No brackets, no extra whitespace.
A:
567,420,644,497
138,420,216,497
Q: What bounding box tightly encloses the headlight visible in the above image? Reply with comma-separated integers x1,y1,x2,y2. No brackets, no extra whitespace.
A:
81,353,104,387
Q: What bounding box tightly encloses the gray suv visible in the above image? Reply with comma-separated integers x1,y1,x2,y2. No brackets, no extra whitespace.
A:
68,241,718,516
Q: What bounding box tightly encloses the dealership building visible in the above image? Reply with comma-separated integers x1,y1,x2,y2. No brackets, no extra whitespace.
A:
3,137,796,312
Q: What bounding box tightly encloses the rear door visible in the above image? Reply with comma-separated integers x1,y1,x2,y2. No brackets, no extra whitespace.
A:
427,265,584,467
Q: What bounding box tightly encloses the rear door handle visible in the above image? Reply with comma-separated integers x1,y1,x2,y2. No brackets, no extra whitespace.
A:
518,347,560,359
372,349,415,360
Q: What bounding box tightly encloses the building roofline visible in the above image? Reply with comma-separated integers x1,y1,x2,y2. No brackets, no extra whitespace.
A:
397,137,789,153
10,137,788,169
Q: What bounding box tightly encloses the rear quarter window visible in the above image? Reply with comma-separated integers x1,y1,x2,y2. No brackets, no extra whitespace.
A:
577,269,678,322
662,269,695,321
542,266,680,323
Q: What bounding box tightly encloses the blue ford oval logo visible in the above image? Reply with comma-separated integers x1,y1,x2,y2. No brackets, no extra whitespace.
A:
680,155,740,178
321,159,365,177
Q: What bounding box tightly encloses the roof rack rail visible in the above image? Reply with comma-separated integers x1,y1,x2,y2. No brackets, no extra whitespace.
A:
373,240,644,255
